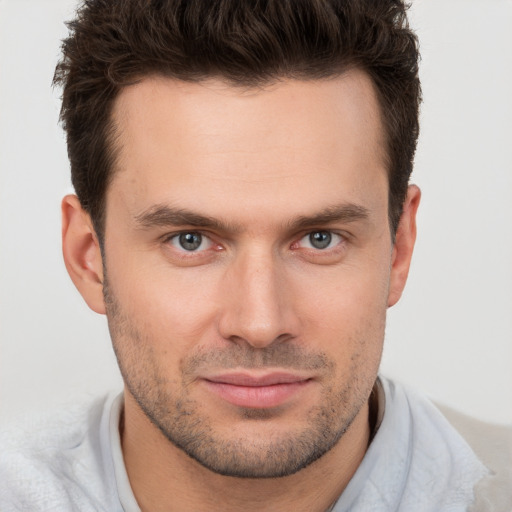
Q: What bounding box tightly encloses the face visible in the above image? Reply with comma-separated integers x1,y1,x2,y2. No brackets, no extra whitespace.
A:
95,72,406,478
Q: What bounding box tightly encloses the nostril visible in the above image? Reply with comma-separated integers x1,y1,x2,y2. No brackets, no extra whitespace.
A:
226,332,295,350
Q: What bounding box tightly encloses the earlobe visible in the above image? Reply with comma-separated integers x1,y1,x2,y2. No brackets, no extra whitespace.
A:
387,185,421,307
62,194,106,314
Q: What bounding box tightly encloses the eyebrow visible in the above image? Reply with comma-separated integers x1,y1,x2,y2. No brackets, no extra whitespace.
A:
134,203,370,233
134,206,241,232
287,204,370,231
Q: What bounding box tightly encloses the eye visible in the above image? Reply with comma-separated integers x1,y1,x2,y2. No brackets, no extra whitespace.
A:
168,232,213,252
298,231,343,250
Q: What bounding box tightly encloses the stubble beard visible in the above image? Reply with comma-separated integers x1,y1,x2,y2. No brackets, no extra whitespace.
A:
103,279,379,479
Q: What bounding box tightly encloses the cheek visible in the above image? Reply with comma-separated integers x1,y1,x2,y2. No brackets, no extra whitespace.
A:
108,260,223,348
105,233,391,359
295,262,390,328
292,260,389,367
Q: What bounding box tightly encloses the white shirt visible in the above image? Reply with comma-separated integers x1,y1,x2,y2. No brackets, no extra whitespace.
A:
0,377,495,511
331,378,488,511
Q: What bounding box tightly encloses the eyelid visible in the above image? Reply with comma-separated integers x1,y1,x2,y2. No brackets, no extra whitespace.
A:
292,230,347,250
161,228,207,241
162,230,216,253
160,228,348,256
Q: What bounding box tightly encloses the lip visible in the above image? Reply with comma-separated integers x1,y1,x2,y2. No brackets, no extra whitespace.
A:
202,372,313,409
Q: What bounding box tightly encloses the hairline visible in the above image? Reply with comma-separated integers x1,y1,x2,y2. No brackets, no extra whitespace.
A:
93,68,397,247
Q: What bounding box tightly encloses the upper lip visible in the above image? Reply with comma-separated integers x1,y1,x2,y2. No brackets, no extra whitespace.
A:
204,372,311,387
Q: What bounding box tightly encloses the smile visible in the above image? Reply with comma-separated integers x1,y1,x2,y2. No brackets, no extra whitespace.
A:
202,372,313,409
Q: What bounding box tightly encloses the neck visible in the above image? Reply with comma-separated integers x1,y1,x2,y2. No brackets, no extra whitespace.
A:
121,393,370,512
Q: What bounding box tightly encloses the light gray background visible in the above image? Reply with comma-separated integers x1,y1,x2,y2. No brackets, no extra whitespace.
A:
1,0,511,424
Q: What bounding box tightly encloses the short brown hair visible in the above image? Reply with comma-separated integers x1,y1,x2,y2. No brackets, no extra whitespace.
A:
54,0,421,240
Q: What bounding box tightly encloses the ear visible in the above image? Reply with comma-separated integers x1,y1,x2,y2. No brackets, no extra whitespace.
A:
387,185,421,307
62,194,106,314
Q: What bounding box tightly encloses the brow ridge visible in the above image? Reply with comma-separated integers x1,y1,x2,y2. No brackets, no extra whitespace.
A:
287,204,370,231
134,206,238,232
134,202,370,233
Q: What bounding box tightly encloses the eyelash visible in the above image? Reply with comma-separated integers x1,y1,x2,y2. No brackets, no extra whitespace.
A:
166,231,213,252
162,229,346,255
292,231,345,251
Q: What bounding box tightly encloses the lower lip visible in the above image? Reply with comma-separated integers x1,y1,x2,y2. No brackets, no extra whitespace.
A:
203,380,311,409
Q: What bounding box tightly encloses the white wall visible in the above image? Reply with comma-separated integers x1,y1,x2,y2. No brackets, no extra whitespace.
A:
1,0,511,424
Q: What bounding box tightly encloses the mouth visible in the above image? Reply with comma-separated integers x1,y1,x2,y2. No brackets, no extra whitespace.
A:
201,372,313,409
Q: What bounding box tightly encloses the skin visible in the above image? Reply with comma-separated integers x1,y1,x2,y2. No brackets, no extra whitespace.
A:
62,70,420,511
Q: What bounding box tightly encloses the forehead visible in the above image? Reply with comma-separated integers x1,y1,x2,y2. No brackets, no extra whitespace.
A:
107,71,388,226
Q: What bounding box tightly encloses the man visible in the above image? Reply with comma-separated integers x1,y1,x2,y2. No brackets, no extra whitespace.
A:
0,0,510,510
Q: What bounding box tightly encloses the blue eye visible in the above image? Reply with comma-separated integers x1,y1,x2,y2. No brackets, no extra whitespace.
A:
169,232,212,252
309,231,331,249
299,231,342,250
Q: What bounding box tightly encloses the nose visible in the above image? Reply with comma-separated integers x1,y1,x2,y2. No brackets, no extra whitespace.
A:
217,248,299,349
